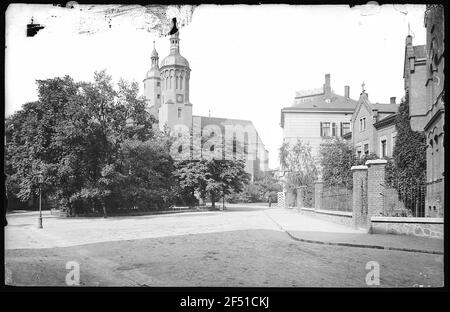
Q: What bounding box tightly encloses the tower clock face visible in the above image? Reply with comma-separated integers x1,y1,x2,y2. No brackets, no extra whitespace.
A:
176,94,183,103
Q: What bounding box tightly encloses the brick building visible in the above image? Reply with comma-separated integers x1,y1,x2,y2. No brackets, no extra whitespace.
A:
403,36,427,132
423,5,445,217
346,88,399,159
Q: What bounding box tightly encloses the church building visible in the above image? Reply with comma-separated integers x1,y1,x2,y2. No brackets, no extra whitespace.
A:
143,29,269,180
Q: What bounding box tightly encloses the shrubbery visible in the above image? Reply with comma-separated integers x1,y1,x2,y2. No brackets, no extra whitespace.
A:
5,72,250,215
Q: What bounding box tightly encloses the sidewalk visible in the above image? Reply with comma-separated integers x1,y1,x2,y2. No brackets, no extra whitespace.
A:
265,208,444,254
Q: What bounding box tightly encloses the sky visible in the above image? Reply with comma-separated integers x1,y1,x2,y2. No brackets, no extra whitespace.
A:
5,4,426,169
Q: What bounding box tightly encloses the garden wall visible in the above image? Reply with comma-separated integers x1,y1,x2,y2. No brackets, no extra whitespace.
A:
299,207,353,228
370,216,444,239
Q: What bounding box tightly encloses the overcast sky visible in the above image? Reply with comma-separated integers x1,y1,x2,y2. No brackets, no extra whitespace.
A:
5,4,426,169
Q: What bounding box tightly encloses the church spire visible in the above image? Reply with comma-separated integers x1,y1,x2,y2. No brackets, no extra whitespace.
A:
169,18,180,54
151,41,159,68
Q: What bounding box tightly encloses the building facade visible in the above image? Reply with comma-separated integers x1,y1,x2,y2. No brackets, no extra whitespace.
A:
423,5,445,217
403,35,428,132
350,90,399,159
280,74,357,172
143,29,269,179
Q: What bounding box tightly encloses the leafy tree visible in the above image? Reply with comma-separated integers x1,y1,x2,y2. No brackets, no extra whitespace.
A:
279,139,318,206
5,71,170,216
319,138,355,188
392,92,426,211
174,159,250,209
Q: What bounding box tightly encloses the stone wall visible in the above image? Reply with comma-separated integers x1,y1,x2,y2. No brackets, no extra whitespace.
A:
371,217,443,239
299,208,353,228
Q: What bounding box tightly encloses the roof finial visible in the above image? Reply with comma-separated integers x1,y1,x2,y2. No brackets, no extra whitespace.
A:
361,81,366,92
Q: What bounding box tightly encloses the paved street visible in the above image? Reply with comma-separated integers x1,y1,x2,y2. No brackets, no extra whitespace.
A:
5,206,444,287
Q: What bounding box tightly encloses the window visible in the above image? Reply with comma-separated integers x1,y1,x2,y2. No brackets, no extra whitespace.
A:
331,123,337,137
356,144,362,158
341,122,350,136
320,122,331,137
391,133,397,155
360,117,366,132
157,82,160,87
364,143,369,156
178,108,182,118
157,94,160,99
381,139,387,158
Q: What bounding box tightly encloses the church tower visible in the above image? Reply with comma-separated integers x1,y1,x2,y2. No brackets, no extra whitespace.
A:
143,41,161,117
158,29,192,131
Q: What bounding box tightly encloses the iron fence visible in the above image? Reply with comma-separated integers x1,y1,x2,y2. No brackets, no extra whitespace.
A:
382,181,426,217
321,185,352,212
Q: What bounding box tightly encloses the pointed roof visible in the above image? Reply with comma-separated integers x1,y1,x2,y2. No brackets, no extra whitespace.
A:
151,41,158,58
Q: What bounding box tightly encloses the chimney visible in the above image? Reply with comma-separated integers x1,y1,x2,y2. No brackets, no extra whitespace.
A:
323,74,331,95
405,35,413,46
344,85,350,98
390,97,396,104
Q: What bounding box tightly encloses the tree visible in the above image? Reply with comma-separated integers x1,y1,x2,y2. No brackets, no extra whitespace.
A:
5,71,169,215
319,137,355,188
392,92,426,212
174,159,250,209
279,139,318,206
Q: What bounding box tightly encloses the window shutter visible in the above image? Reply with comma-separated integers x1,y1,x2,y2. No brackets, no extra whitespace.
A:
320,122,323,137
340,122,343,136
332,122,336,136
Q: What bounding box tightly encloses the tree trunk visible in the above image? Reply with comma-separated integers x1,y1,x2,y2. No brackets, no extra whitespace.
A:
101,200,107,218
211,194,215,209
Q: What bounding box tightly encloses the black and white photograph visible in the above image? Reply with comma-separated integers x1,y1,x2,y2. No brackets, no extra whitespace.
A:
3,1,446,294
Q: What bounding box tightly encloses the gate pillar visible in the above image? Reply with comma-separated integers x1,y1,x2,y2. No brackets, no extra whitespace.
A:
314,180,323,210
366,159,387,224
351,165,368,230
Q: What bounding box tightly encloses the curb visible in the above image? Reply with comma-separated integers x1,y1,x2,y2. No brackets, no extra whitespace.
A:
263,210,444,255
284,230,444,255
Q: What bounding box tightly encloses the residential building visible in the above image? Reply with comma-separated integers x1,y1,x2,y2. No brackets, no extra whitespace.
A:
423,4,445,217
349,89,399,159
280,74,357,173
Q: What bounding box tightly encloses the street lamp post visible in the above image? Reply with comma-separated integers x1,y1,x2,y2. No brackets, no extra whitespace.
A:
38,174,43,229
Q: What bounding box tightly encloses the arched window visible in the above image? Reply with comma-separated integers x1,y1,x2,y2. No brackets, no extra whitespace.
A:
180,75,183,89
434,135,439,180
429,139,434,181
176,76,179,89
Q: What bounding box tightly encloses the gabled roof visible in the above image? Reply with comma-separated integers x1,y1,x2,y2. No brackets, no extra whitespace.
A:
282,93,357,112
373,113,397,129
352,92,399,123
372,103,399,113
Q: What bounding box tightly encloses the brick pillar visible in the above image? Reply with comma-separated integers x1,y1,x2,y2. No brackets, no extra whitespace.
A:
366,159,387,226
351,165,368,229
296,186,307,210
314,180,323,210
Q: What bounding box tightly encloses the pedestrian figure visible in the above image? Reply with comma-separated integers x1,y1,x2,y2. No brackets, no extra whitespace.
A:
4,174,8,226
268,196,272,208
